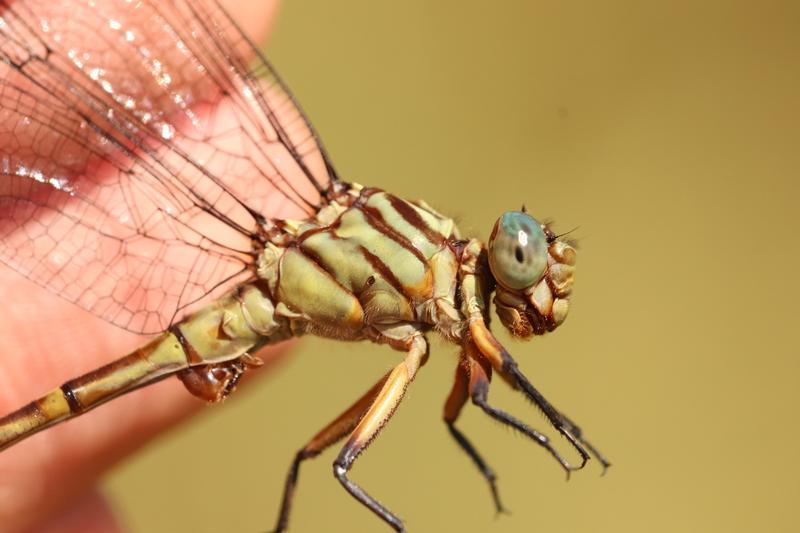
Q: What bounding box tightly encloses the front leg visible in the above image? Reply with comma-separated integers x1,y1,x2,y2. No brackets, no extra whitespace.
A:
333,331,428,532
464,342,580,476
459,238,610,472
469,321,610,471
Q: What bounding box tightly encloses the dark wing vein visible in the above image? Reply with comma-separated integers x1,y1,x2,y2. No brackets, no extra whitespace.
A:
0,0,337,334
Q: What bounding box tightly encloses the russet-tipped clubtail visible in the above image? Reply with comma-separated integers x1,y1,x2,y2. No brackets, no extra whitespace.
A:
0,1,609,530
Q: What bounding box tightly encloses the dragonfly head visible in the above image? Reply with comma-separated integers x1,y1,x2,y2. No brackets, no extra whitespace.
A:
487,211,576,338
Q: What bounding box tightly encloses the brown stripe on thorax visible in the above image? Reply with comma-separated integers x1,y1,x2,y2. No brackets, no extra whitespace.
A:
354,191,428,264
296,189,435,304
357,245,417,305
386,194,445,246
293,242,359,298
295,215,342,245
297,229,416,323
276,247,366,333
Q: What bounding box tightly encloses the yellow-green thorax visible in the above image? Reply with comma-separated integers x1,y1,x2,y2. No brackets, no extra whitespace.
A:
257,185,463,340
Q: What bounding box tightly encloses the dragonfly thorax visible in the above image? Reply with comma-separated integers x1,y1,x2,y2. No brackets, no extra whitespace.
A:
256,185,465,341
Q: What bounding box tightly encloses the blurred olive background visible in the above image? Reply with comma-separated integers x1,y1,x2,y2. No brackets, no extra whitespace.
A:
104,1,800,532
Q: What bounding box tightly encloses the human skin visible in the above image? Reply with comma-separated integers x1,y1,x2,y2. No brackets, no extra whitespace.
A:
0,2,291,531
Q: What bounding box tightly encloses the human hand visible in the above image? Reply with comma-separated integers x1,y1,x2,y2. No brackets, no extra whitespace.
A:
0,2,289,531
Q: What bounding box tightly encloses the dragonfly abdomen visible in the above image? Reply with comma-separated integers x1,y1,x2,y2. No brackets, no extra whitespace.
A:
0,331,187,452
0,283,289,451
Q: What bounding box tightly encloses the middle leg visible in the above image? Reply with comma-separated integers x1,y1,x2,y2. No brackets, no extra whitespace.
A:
464,341,580,478
470,320,610,471
333,333,428,532
443,354,507,514
271,370,391,532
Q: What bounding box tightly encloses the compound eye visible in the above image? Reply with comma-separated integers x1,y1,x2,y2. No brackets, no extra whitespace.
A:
488,211,548,290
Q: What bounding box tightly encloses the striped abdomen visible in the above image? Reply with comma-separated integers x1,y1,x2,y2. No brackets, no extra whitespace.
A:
0,284,285,451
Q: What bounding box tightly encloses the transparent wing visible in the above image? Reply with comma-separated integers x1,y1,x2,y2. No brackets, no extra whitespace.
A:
0,0,337,334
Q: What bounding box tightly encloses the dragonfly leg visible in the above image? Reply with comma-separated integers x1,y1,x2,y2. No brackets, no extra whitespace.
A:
271,369,392,532
469,320,610,472
554,412,612,472
464,341,582,478
332,333,428,532
458,238,608,472
443,354,507,514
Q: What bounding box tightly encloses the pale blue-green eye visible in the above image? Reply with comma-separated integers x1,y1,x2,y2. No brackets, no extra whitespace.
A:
488,211,548,290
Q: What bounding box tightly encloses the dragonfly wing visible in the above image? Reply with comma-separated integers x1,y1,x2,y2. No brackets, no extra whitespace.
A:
0,0,336,334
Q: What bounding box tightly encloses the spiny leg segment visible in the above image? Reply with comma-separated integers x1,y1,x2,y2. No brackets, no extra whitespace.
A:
557,412,611,472
443,336,610,515
333,334,427,532
462,342,581,477
443,354,506,514
443,336,608,516
470,321,611,472
273,333,428,532
457,237,609,473
271,371,390,532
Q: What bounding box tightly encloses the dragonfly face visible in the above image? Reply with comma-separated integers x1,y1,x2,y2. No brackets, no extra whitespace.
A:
488,211,576,338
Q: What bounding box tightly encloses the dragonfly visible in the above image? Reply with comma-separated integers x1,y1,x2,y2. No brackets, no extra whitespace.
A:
0,0,609,531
